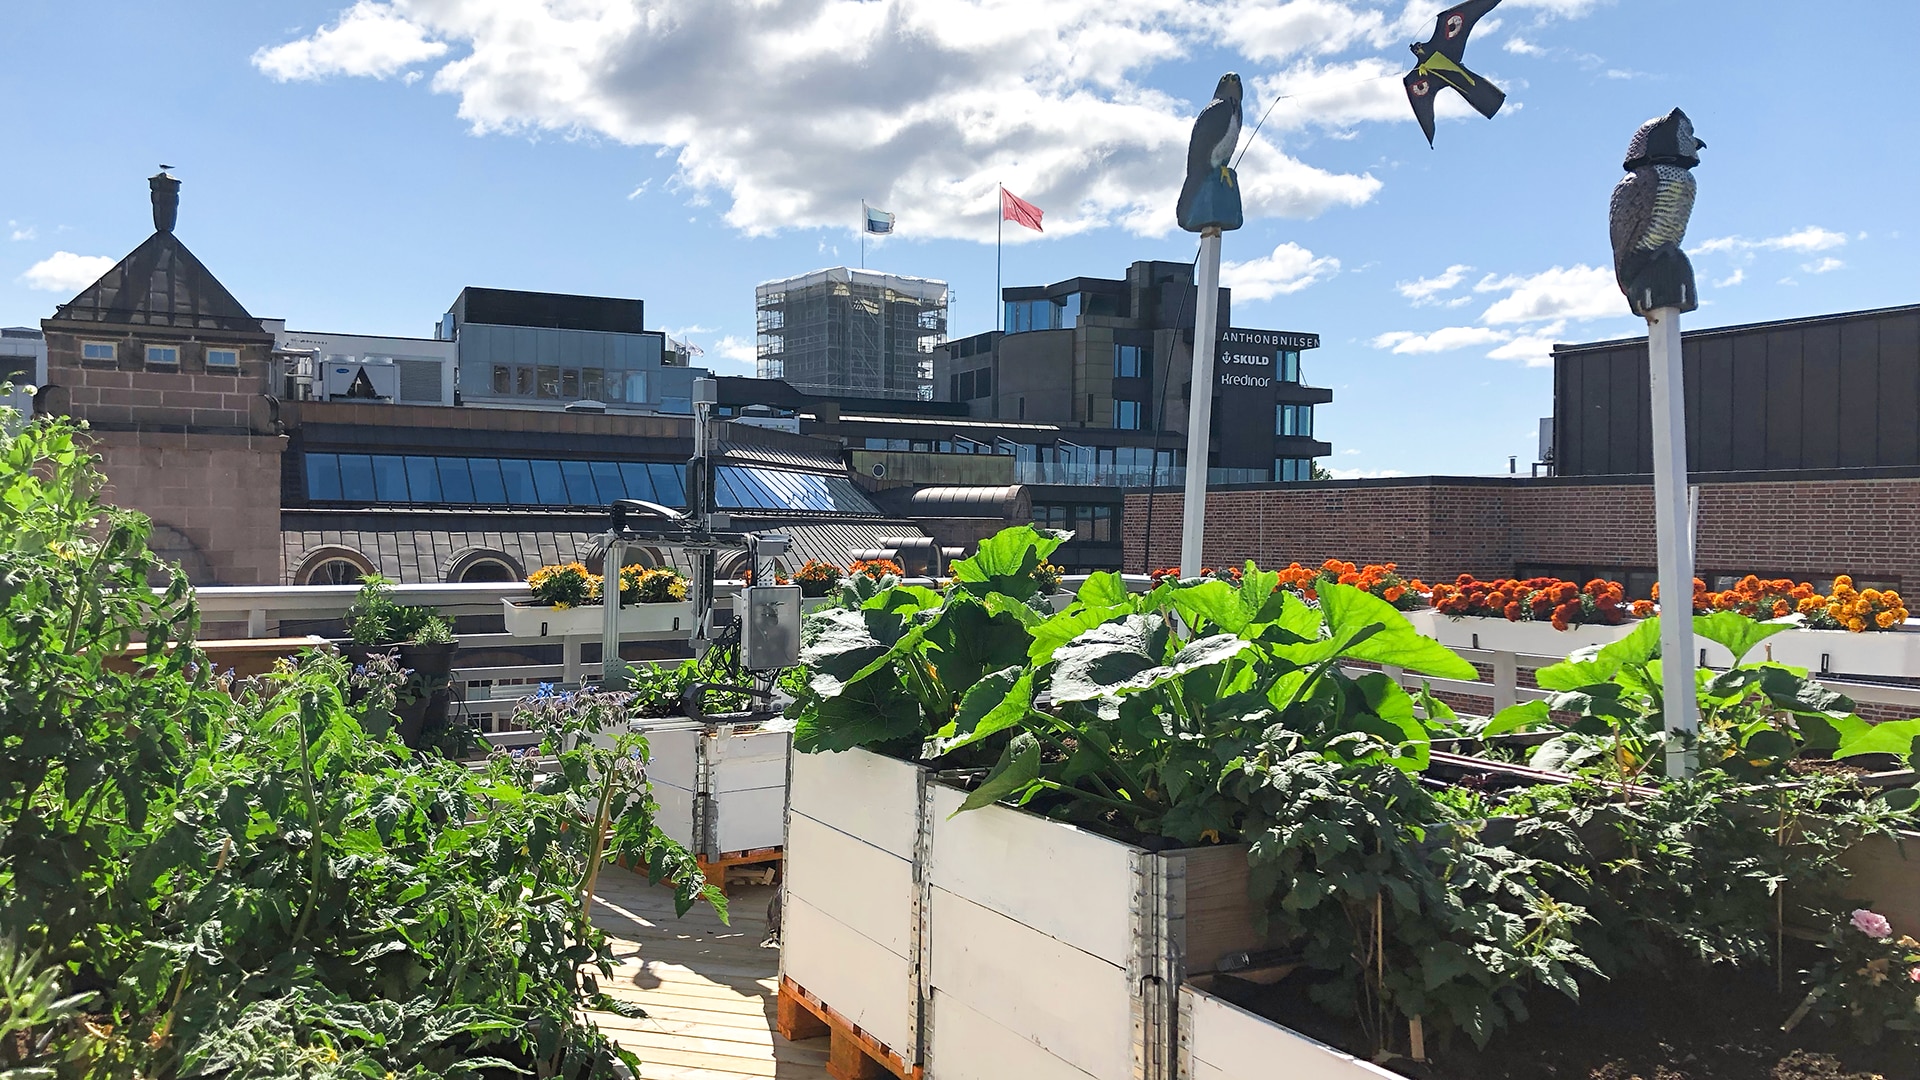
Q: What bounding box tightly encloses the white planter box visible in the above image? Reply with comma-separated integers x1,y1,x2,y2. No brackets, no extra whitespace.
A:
782,748,1274,1076
1179,983,1401,1080
1406,609,1920,677
500,598,694,639
635,717,790,857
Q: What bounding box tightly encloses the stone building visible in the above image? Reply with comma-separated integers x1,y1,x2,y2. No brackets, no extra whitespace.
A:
37,172,285,584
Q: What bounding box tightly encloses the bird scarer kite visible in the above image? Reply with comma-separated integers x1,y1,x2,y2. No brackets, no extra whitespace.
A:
1404,0,1507,147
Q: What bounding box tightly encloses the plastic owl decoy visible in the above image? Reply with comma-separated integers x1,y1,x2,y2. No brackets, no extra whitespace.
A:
1403,0,1507,147
1609,108,1706,316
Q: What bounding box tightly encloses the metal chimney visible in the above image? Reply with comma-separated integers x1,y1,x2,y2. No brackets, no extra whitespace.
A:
149,171,180,233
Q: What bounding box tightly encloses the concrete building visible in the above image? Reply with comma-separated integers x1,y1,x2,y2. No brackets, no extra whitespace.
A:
36,172,285,585
755,268,947,401
935,259,1334,483
440,286,709,414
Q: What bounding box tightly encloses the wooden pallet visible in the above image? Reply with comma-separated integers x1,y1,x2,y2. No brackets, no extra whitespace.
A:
698,846,784,894
776,975,920,1080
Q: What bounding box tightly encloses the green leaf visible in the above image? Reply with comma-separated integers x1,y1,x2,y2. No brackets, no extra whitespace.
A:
1048,615,1166,703
1239,561,1279,613
954,731,1042,815
1739,729,1798,768
926,668,1033,757
1028,603,1134,665
1320,583,1476,679
1829,716,1920,761
1536,618,1664,690
1693,611,1795,665
1171,580,1250,635
792,673,922,753
1075,571,1131,609
1354,673,1430,771
923,595,1033,695
1481,699,1551,738
1757,666,1853,716
949,526,1064,598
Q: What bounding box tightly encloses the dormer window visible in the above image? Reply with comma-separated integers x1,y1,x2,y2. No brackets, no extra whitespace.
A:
81,341,116,362
205,348,239,368
145,345,179,366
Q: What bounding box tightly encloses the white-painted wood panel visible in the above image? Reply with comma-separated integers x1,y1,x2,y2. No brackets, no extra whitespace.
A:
927,989,1102,1080
639,723,704,790
788,748,921,859
1181,985,1403,1080
927,886,1133,1080
780,894,914,1055
783,813,913,956
710,729,789,793
927,781,1138,965
716,785,788,853
653,781,696,851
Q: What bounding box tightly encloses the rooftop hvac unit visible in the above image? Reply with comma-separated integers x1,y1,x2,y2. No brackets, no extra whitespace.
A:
322,357,399,402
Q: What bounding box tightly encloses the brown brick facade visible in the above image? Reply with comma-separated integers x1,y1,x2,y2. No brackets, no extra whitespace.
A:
1125,476,1920,591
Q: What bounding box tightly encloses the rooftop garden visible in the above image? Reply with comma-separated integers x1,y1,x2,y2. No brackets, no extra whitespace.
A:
788,527,1920,1078
0,417,722,1078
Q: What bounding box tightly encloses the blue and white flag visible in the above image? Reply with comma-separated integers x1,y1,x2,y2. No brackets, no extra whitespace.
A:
864,204,895,234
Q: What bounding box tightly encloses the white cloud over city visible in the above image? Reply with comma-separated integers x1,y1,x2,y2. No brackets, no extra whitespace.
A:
1369,263,1625,367
248,0,1601,242
18,252,113,293
1221,242,1340,301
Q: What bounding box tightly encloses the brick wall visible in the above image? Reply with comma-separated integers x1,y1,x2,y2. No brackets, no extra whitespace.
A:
1125,475,1920,590
87,428,286,586
42,324,276,435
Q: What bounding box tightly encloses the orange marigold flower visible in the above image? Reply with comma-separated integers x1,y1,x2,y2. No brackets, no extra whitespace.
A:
1502,602,1523,621
1631,599,1655,618
1383,586,1405,602
1772,599,1791,617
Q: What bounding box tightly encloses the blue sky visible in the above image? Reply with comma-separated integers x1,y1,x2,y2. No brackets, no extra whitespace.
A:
3,1,1915,477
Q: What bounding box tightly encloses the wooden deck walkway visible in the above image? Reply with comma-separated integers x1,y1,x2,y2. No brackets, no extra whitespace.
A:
589,869,831,1080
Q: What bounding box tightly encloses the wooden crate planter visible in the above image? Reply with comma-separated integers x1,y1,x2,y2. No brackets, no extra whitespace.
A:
500,598,693,639
637,717,790,862
1177,982,1400,1080
782,748,1276,1080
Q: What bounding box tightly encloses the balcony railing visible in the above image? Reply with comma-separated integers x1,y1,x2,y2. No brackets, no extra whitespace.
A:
1011,462,1270,487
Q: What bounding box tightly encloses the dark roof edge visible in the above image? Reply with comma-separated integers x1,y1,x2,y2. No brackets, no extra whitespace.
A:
1140,463,1920,491
1552,301,1920,357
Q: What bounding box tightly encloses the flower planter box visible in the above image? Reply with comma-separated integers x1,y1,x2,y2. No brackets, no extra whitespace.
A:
636,716,790,858
782,748,1278,1078
1178,981,1400,1080
500,599,694,639
1407,610,1920,678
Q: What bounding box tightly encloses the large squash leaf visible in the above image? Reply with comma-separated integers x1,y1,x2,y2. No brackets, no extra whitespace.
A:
1829,715,1920,761
1319,584,1475,679
1048,615,1168,703
1694,611,1795,666
954,731,1042,814
948,525,1064,599
926,667,1033,757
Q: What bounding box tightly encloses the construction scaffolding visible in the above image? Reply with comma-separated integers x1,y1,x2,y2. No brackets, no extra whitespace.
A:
755,267,947,400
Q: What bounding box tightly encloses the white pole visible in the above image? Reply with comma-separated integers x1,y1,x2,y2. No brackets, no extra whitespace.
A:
1647,306,1697,776
1179,228,1223,576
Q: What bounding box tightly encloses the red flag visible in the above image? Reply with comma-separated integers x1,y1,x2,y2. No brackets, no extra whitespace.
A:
1000,187,1044,232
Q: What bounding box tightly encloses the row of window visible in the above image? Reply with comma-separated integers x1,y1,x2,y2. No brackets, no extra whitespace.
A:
1275,458,1317,482
488,364,647,403
1277,403,1314,438
1114,343,1148,378
1004,295,1079,334
861,437,1177,470
1032,503,1116,543
302,454,879,515
949,367,992,401
81,341,238,367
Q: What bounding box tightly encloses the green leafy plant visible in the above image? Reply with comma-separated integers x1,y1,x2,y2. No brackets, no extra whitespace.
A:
1786,909,1920,1044
342,574,445,645
1481,613,1856,781
527,562,597,609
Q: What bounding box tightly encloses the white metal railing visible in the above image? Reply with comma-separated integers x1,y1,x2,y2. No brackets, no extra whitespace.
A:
1010,462,1271,487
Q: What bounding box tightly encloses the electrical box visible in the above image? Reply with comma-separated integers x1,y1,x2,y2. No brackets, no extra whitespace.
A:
740,585,802,672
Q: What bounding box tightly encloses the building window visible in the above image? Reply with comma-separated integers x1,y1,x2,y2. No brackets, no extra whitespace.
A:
515,366,535,395
582,368,604,400
145,345,179,366
1279,351,1301,383
1114,344,1143,378
561,369,580,399
1275,457,1313,482
1018,396,1026,420
974,368,990,398
536,366,560,399
81,341,116,362
492,365,513,394
1277,403,1313,437
1114,400,1142,429
1003,294,1080,335
205,348,239,368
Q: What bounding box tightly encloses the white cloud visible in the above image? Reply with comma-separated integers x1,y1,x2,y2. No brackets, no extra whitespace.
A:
1371,325,1509,354
1803,257,1844,274
1325,467,1406,479
247,1,1461,241
1777,277,1799,287
252,0,447,80
1476,264,1620,324
1220,241,1339,301
1340,448,1361,455
1484,320,1567,367
1697,225,1848,255
1503,35,1544,55
709,334,758,376
1395,263,1471,305
1713,268,1744,288
7,221,34,242
18,251,114,292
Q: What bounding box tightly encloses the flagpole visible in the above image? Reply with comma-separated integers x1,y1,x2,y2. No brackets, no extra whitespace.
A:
860,200,866,269
996,185,1003,332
